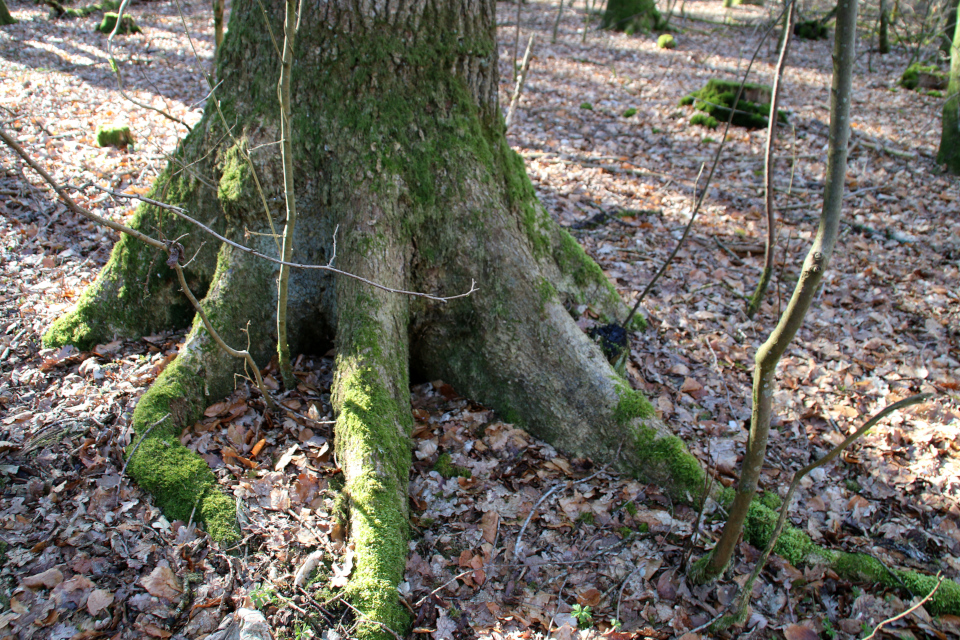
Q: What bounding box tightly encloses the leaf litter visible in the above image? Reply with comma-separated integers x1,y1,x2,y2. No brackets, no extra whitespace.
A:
0,0,959,637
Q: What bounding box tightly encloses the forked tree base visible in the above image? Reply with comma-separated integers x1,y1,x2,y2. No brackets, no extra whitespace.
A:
43,0,708,635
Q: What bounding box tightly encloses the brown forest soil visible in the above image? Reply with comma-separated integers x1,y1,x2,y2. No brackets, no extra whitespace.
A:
0,0,959,637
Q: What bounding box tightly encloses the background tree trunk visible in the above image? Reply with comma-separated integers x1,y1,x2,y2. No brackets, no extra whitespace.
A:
0,0,16,26
942,0,958,55
879,0,890,52
940,10,960,172
44,0,706,633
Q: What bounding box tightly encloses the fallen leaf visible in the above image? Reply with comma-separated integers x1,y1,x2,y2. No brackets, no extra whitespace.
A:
783,623,819,640
23,568,63,590
87,589,114,616
141,566,182,600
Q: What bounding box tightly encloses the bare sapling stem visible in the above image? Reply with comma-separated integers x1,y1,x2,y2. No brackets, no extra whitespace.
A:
621,7,786,330
213,0,224,51
513,0,522,82
552,0,565,42
716,393,933,629
746,0,795,319
505,35,535,130
691,0,858,584
276,0,303,389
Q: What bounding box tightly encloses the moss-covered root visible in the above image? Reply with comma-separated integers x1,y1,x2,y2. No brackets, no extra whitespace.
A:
735,496,960,615
43,163,219,351
332,227,413,640
126,244,278,543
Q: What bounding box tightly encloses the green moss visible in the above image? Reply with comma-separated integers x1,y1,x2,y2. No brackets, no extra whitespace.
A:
577,512,596,525
637,521,650,533
554,229,621,308
614,382,655,424
690,113,719,129
95,11,141,34
618,526,632,537
679,79,787,130
433,453,471,479
793,19,829,40
624,500,638,516
622,107,638,117
57,0,120,18
601,0,664,33
619,383,703,501
580,102,594,110
123,359,240,543
717,485,736,508
900,63,947,90
743,500,818,566
96,125,134,148
657,34,676,49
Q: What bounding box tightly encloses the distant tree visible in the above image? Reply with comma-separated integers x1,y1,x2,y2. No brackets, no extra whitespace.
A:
939,11,960,172
601,0,663,33
0,0,16,25
943,0,958,56
879,0,891,53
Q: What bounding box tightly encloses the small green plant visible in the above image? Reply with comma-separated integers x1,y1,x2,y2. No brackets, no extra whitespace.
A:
690,113,718,129
580,102,593,110
823,618,837,639
249,583,277,609
610,618,623,631
571,604,593,628
433,453,471,479
702,136,716,144
95,124,134,149
651,127,661,133
618,526,632,537
576,512,596,525
637,522,650,533
657,34,676,49
624,500,638,516
622,107,637,117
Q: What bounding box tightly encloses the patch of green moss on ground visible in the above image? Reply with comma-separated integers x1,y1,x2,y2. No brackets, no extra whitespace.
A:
95,11,141,34
900,63,947,90
433,453,471,479
793,19,829,40
743,500,818,566
96,124,134,149
601,0,664,33
679,79,787,129
657,34,676,49
690,113,719,129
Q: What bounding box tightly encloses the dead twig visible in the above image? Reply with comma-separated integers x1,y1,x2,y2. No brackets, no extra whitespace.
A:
862,574,944,640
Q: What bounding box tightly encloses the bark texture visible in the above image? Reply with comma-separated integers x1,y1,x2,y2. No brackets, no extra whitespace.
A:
0,0,15,25
939,13,960,173
44,0,704,634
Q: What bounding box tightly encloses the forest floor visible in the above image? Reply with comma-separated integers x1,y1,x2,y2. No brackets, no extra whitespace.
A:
1,0,959,638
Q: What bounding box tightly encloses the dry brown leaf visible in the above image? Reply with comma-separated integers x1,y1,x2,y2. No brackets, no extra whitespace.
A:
480,510,499,544
141,566,182,600
22,568,63,590
783,624,819,640
87,588,114,616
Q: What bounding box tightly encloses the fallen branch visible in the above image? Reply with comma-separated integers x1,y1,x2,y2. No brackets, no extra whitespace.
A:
505,34,535,131
862,573,944,640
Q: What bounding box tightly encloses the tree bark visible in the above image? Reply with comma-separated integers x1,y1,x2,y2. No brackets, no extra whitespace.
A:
940,7,960,173
879,0,890,53
0,0,16,26
43,0,705,634
942,0,958,56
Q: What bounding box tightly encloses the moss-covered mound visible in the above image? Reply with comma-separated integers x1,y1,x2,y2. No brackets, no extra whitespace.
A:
794,19,829,40
745,497,960,616
679,79,787,129
657,33,676,49
95,11,141,34
601,0,664,34
49,0,120,19
900,63,948,91
95,124,134,148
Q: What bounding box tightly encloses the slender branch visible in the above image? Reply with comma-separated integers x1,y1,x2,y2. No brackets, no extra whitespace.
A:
512,0,522,83
505,35,535,131
276,0,302,389
621,7,786,329
863,572,944,640
721,393,935,628
747,0,795,318
697,0,859,581
552,0,566,42
79,184,478,303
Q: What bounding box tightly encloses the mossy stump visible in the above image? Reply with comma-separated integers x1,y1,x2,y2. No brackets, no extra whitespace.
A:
657,34,676,49
44,0,707,635
900,63,948,91
95,124,134,149
680,78,787,129
96,11,141,34
601,0,664,34
793,19,829,40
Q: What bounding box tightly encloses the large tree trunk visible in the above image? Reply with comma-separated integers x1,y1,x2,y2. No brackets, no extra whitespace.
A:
940,6,960,173
0,0,16,26
44,0,704,634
